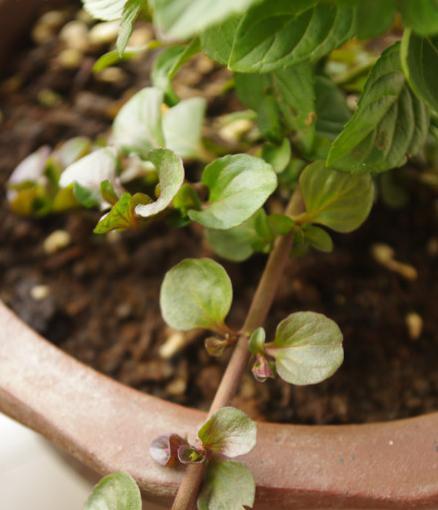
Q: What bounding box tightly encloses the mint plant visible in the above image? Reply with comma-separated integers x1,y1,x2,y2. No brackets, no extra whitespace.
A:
7,1,438,509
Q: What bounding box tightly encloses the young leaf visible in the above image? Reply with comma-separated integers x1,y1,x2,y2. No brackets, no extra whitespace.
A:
85,472,141,510
197,407,256,458
401,30,438,114
94,192,134,233
303,225,333,253
134,148,184,218
149,434,189,467
113,87,165,156
228,0,355,72
82,0,126,21
59,148,117,197
53,137,91,168
262,139,291,174
327,43,430,173
177,445,206,464
160,258,232,331
198,459,255,510
7,146,51,191
399,0,438,36
270,311,343,385
188,155,277,230
299,161,374,233
163,98,206,159
353,0,396,40
248,327,266,355
150,0,261,40
206,210,268,262
74,182,101,209
116,0,143,56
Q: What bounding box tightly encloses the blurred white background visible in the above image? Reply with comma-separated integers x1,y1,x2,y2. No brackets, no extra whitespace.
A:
0,413,164,509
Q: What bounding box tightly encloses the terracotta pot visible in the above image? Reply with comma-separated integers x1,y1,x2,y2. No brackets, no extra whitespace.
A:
1,3,438,509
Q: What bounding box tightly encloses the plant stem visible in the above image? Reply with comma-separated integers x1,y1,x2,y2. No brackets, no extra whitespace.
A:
171,190,303,510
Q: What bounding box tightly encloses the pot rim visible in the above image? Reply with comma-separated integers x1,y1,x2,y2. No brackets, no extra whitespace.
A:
1,301,437,509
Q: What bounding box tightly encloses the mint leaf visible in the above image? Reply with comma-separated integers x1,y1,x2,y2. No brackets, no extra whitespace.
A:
228,0,355,72
197,407,256,457
188,154,277,230
85,472,141,510
401,30,438,113
327,43,430,173
299,161,374,233
271,311,344,385
160,258,232,331
198,460,255,510
399,0,438,36
354,0,396,40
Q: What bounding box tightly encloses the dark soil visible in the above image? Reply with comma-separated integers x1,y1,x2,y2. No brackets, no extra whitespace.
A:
1,7,437,425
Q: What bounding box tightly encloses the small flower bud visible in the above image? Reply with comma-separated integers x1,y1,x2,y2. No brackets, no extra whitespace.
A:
149,434,188,467
205,337,227,357
177,445,206,464
251,354,274,383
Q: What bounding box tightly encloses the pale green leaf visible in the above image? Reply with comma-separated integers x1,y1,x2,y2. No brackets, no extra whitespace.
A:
197,460,255,510
299,161,374,233
399,0,438,36
262,139,291,174
160,258,232,331
59,148,117,196
401,30,438,114
271,311,343,385
188,154,277,230
85,472,141,510
135,148,184,217
163,98,206,159
198,407,256,457
327,43,430,173
228,0,355,72
150,0,261,40
82,0,126,21
113,87,165,156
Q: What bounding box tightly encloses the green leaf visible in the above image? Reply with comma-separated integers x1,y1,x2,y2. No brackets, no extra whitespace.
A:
234,72,270,112
299,161,374,233
198,460,255,510
54,137,91,168
85,472,141,510
271,311,343,385
188,154,277,230
198,407,256,457
354,0,396,39
160,258,232,331
228,0,355,72
401,30,438,114
201,15,241,65
135,148,184,217
116,0,143,56
163,98,206,159
100,179,119,205
94,193,134,233
82,0,126,20
303,225,333,253
262,139,291,174
327,43,430,173
399,0,438,36
312,75,351,159
113,87,165,156
150,0,261,40
272,63,316,153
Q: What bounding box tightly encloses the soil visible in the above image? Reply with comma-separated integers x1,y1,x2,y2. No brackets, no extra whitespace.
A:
1,6,437,425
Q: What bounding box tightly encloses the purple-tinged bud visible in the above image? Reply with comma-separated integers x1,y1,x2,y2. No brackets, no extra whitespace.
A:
149,434,188,467
251,354,274,383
